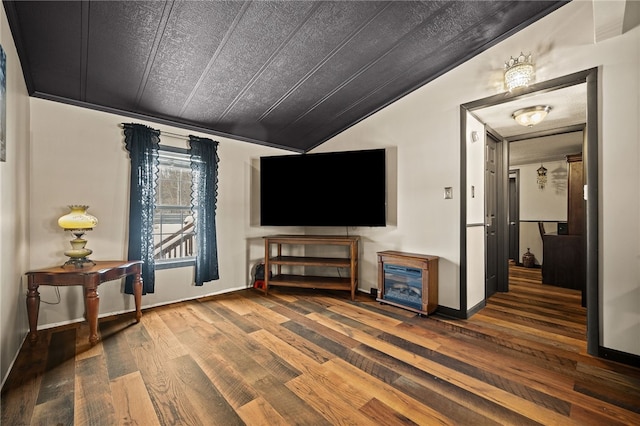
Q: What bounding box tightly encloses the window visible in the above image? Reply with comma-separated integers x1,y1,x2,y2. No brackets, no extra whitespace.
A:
154,148,195,267
123,123,219,293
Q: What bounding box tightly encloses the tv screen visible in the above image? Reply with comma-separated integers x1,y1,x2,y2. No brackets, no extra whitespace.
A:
260,149,386,227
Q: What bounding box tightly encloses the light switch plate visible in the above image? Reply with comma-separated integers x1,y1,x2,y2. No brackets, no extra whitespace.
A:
444,187,453,199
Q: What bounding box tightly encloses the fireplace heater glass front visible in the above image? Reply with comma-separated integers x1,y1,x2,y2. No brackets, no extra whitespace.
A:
382,264,423,310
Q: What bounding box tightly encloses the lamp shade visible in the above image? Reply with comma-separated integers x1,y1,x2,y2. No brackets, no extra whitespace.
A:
58,205,98,230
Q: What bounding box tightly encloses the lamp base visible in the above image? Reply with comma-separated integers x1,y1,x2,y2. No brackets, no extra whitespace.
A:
62,230,95,268
62,257,96,269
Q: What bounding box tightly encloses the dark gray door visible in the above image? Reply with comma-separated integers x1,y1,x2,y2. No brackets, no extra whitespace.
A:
508,172,519,262
486,135,498,297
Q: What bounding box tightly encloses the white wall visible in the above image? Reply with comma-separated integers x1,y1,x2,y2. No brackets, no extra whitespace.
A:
28,99,293,329
0,7,31,385
513,159,568,265
315,0,640,356
466,113,486,310
517,160,568,221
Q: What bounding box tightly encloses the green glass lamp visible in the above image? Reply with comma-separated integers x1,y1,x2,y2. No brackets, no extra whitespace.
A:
58,205,98,268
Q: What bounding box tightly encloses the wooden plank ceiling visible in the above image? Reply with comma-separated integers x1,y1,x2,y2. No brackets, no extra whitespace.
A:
3,0,567,152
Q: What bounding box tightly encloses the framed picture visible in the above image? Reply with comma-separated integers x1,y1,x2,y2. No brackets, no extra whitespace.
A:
0,44,6,162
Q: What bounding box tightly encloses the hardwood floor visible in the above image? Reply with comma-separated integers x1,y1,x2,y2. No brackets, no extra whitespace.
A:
3,265,639,425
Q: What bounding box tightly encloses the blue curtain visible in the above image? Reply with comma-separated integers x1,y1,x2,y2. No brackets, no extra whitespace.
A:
123,123,160,294
189,135,220,285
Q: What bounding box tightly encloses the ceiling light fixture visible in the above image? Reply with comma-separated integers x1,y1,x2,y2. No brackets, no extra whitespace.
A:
512,105,552,127
504,52,534,91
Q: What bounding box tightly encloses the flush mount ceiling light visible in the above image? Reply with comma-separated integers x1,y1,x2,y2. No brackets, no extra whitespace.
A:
512,105,552,127
504,52,534,91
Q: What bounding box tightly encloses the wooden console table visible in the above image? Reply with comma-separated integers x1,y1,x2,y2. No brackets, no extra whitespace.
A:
26,260,143,345
263,235,359,300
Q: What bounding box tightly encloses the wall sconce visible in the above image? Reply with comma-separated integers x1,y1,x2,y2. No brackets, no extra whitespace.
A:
504,52,534,91
512,105,552,127
58,205,98,268
537,164,548,190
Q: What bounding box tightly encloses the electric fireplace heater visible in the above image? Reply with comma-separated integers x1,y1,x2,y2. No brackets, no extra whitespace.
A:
382,264,423,311
377,251,439,316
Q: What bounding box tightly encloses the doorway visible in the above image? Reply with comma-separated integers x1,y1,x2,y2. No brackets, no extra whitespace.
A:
460,69,599,355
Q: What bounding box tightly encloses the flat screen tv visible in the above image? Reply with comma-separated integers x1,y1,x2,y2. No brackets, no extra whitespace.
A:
260,148,386,227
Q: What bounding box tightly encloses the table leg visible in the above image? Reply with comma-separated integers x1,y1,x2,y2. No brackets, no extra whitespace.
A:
133,271,142,322
26,278,40,345
85,284,100,345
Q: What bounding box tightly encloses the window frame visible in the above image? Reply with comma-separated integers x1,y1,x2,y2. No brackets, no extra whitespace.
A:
154,145,196,270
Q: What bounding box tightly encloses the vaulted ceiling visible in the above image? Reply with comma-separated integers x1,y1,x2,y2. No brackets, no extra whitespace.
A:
3,0,568,152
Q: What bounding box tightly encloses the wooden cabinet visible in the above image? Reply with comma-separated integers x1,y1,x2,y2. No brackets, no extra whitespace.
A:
542,235,584,290
377,251,438,315
542,153,586,303
263,235,359,300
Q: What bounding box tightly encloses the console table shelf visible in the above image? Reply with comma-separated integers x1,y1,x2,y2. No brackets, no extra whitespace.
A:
263,235,359,300
269,256,351,267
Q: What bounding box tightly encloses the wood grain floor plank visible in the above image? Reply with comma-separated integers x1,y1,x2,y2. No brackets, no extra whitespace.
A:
75,321,104,361
422,319,640,424
0,329,50,425
243,311,335,364
100,319,139,380
220,293,290,324
479,306,587,340
110,372,161,426
250,374,331,426
188,308,328,425
486,300,587,331
195,302,302,384
126,321,206,425
326,358,455,426
280,314,496,424
167,354,244,425
158,305,259,411
74,354,117,425
406,322,577,391
569,403,633,426
30,392,74,425
138,310,188,360
250,325,431,424
286,373,375,425
472,312,587,352
359,398,419,426
236,396,289,426
36,328,76,405
184,325,258,410
322,299,443,351
251,328,375,413
576,360,640,390
309,311,542,425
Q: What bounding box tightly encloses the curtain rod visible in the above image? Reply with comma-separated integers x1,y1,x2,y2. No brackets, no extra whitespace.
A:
118,123,190,141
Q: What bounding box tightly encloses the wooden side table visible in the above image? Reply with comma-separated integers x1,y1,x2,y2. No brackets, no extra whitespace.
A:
26,260,143,345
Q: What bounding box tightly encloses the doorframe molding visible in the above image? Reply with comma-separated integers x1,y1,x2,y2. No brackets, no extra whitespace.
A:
459,68,599,355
